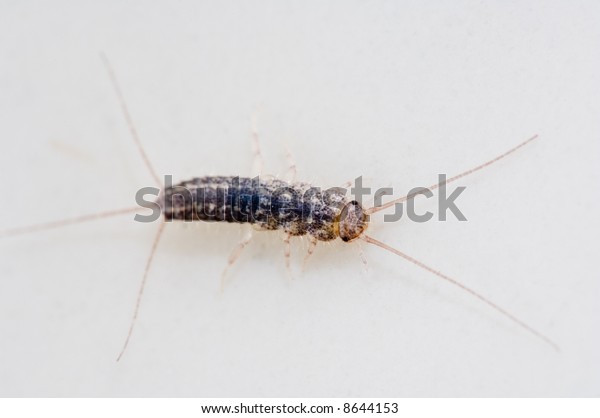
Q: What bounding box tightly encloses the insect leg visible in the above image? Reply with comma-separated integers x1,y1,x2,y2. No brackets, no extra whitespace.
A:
283,232,293,280
340,177,373,189
250,111,264,177
302,235,318,272
284,146,297,183
220,229,254,291
357,241,369,271
339,180,353,189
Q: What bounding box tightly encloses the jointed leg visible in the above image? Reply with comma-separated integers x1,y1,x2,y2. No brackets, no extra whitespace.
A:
303,235,318,272
284,146,297,183
283,233,293,280
251,112,264,177
221,229,253,291
357,241,369,272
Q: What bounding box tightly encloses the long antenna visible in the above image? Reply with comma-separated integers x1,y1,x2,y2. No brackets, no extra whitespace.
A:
117,221,166,362
362,234,560,352
0,207,141,238
100,52,162,187
366,134,539,215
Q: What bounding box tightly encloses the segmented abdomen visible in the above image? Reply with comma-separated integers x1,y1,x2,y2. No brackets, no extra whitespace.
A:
159,176,348,241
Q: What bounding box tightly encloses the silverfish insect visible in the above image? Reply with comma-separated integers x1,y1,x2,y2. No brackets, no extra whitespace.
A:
0,55,559,361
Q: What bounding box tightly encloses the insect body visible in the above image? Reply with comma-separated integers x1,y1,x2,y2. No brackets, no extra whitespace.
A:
161,176,367,242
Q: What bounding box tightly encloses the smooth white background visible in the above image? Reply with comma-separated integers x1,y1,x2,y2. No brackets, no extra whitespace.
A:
0,1,598,397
